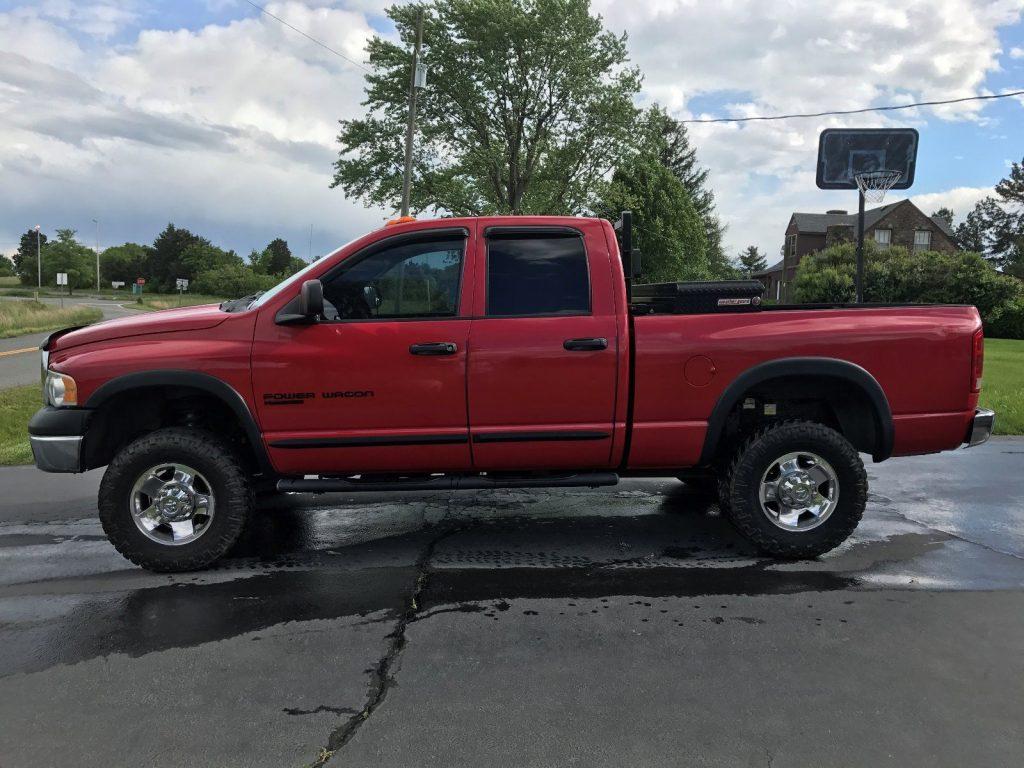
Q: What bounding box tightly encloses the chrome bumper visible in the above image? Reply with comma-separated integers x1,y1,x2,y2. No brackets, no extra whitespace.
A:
30,435,84,472
966,408,995,448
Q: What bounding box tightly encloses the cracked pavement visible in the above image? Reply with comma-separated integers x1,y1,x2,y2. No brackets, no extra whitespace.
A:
1,438,1023,767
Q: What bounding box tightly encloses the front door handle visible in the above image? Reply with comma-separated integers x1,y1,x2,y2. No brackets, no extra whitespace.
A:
410,342,458,356
563,337,608,352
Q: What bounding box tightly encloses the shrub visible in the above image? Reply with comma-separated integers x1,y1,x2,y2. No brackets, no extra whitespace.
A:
192,264,279,299
793,243,1024,338
987,295,1024,340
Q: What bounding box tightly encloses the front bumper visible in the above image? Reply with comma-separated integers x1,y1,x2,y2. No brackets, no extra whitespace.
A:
28,406,92,473
965,407,995,448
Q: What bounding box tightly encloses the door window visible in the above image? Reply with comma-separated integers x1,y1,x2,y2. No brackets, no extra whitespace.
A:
486,233,590,317
321,237,465,320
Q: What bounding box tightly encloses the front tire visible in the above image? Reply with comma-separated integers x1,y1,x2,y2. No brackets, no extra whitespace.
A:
724,420,866,558
98,428,252,572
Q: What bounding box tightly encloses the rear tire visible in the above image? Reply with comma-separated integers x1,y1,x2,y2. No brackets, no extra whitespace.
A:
98,428,252,572
724,420,866,558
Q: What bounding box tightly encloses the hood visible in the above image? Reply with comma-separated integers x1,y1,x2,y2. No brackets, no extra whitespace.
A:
48,304,229,351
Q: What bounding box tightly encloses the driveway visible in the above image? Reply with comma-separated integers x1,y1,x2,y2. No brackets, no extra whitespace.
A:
1,439,1022,767
0,297,139,389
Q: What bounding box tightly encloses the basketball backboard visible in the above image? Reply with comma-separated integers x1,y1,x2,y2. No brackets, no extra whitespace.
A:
815,128,919,190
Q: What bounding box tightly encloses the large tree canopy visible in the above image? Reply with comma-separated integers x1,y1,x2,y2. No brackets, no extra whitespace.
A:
332,0,642,215
956,157,1024,277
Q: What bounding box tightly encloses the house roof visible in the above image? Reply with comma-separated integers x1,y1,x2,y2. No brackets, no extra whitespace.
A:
790,200,954,238
753,260,783,277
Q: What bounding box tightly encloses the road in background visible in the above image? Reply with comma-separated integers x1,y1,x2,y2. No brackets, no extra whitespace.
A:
0,297,139,389
1,439,1022,767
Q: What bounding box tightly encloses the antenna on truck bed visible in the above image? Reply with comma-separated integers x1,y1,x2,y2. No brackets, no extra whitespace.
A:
614,211,642,305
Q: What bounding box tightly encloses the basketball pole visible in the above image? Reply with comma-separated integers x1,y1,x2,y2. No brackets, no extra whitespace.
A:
855,190,865,303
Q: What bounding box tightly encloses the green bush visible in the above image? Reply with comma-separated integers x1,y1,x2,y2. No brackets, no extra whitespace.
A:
192,263,279,299
987,295,1024,340
793,243,1024,338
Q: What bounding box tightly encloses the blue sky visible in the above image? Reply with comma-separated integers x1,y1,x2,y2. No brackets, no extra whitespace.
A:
1,0,1022,262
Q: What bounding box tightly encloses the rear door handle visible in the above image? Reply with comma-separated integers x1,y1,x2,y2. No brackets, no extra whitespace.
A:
563,337,608,351
410,342,458,356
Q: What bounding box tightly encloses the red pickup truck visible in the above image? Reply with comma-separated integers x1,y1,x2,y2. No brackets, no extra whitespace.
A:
30,214,994,571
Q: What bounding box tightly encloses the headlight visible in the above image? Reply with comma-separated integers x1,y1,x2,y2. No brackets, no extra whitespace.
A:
44,371,78,407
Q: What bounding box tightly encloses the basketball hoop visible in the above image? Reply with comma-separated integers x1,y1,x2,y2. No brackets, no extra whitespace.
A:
854,170,902,203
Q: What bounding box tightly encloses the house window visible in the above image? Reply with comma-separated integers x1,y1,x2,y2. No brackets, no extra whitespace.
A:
914,230,931,251
874,229,892,249
787,234,797,257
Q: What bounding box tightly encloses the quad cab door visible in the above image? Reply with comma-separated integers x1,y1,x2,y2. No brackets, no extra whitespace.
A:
466,222,620,470
252,225,476,475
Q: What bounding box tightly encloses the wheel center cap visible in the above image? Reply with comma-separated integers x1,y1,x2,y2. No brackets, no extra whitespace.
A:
779,472,814,506
156,483,194,521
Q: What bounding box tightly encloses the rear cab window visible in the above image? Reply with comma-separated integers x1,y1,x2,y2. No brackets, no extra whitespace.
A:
485,230,590,317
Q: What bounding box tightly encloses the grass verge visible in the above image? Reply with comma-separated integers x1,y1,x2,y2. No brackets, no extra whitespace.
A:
0,300,103,339
981,338,1023,436
0,385,37,465
126,294,224,312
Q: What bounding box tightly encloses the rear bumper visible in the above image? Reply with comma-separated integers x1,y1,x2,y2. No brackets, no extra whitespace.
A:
965,408,995,448
28,406,92,473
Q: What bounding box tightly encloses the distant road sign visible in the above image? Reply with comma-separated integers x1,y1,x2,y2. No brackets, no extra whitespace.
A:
137,278,145,285
56,273,68,286
176,278,189,291
111,281,125,289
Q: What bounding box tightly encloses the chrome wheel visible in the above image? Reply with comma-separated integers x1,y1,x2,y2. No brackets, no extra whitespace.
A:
758,451,838,532
130,463,215,546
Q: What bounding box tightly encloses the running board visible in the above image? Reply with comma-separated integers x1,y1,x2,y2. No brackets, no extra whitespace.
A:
276,472,619,494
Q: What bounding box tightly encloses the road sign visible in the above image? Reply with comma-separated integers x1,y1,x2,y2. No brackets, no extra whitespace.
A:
56,273,68,286
176,278,189,291
111,281,125,289
136,278,145,285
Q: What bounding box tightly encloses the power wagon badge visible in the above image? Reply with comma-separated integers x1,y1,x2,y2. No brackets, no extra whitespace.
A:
263,391,373,406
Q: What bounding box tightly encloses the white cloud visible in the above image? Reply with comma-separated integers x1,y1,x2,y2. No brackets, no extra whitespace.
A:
1010,46,1024,58
905,186,993,223
1,0,1022,261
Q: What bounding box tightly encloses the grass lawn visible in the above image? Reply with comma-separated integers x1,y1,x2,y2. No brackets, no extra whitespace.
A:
126,294,224,312
0,385,36,465
981,338,1024,435
0,299,103,339
0,276,21,287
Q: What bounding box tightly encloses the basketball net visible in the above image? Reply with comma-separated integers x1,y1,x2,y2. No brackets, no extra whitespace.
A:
854,170,902,204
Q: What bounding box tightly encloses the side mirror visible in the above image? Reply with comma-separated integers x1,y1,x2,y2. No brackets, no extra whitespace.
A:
299,279,324,319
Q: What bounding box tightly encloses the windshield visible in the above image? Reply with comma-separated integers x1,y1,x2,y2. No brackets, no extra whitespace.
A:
248,256,328,310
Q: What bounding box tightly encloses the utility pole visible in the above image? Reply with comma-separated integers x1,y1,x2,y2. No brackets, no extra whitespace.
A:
855,190,865,303
34,225,41,291
92,218,100,292
400,8,425,217
308,223,313,262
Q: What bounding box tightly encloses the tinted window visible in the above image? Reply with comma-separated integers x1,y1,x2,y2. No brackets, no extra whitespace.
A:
486,234,590,316
321,238,464,320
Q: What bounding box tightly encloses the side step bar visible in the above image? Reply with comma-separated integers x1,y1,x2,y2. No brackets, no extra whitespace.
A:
276,472,619,494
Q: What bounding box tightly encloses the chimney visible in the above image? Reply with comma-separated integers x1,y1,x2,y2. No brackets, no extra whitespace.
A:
826,209,848,215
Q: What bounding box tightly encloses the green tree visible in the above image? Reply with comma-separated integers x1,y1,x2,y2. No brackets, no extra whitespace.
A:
645,106,730,274
254,238,293,275
41,229,95,294
957,158,1024,270
597,154,708,282
193,264,279,298
332,0,642,215
99,243,149,286
931,207,954,229
13,229,46,286
737,245,767,276
0,255,14,277
146,224,236,291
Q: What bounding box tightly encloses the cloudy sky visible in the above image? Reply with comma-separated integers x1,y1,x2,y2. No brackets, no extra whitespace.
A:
1,0,1023,265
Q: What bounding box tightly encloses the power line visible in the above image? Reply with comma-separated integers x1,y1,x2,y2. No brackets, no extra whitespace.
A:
242,0,371,72
681,89,1024,124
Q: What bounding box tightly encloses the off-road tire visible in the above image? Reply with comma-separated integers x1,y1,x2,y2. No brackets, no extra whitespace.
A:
98,428,252,572
724,420,866,558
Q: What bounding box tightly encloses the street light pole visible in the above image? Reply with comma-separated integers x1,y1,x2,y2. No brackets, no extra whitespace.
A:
92,218,100,292
34,225,41,291
400,9,425,217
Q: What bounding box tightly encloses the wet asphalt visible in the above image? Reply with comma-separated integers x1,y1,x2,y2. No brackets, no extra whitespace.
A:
1,439,1023,768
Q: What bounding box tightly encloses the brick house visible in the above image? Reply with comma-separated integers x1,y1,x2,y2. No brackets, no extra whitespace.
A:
755,199,957,302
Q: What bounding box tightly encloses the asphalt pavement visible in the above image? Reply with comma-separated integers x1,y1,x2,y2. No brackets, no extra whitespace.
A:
1,439,1023,768
0,296,140,389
